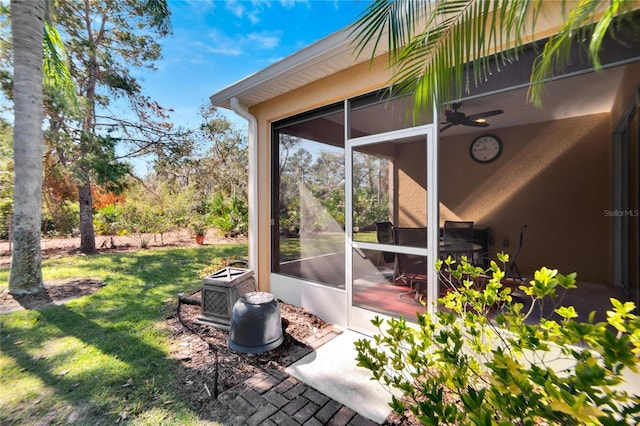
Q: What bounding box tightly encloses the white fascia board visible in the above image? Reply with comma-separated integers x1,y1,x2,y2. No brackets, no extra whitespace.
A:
209,26,380,109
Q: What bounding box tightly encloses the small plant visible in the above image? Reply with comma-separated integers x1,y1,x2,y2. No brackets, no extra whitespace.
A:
355,254,640,425
188,217,207,237
119,203,166,249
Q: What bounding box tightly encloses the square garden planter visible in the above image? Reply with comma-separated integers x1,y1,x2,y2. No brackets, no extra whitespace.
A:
196,267,257,330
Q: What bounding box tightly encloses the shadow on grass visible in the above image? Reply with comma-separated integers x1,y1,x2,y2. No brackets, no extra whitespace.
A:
1,304,184,423
0,244,248,424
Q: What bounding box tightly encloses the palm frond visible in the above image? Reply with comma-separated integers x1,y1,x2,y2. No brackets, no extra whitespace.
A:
351,0,543,113
43,21,78,112
528,0,636,107
352,0,636,114
350,0,434,63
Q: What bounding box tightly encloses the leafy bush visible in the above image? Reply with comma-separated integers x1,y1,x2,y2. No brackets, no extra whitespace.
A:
0,119,12,239
120,201,172,248
42,201,79,237
209,193,247,237
355,254,640,425
93,204,124,235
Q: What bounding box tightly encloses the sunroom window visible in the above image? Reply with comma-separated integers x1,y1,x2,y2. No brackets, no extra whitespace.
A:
271,103,346,287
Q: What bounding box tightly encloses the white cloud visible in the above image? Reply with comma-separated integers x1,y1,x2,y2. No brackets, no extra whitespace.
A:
224,0,310,25
201,31,244,56
188,54,207,65
279,0,296,8
247,31,282,49
200,28,282,57
225,0,246,18
246,11,261,24
184,0,216,14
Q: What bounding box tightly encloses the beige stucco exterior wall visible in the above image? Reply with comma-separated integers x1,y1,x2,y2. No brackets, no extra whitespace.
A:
396,144,428,228
439,113,612,283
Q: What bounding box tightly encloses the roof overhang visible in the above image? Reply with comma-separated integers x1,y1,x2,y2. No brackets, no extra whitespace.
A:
209,26,387,109
209,7,640,111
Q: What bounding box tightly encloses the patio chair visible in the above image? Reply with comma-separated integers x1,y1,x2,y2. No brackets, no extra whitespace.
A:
506,225,527,282
442,220,474,262
375,222,395,265
393,227,428,299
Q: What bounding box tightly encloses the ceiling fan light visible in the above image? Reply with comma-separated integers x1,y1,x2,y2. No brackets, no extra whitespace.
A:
474,118,486,123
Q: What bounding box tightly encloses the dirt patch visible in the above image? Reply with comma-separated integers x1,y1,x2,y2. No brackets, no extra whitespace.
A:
0,228,246,268
0,278,106,313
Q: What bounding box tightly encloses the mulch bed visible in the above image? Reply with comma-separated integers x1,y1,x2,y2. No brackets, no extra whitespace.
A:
163,291,332,420
166,293,420,425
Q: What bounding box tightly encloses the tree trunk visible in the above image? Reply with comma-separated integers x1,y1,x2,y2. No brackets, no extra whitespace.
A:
8,0,45,294
78,182,96,254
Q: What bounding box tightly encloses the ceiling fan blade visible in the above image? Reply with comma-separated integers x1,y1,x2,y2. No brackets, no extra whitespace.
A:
444,110,457,119
440,123,453,132
466,109,504,120
462,120,490,127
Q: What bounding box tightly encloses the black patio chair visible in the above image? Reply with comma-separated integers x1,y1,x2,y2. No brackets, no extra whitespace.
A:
442,220,475,262
506,225,527,282
375,222,395,265
393,227,428,299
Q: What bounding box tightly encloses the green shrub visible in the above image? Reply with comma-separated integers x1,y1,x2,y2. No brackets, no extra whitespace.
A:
119,204,161,248
209,193,247,237
94,204,124,235
355,254,640,425
42,201,79,237
0,119,12,240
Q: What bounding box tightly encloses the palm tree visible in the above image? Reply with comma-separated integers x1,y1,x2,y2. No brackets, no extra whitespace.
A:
9,0,45,294
350,0,636,112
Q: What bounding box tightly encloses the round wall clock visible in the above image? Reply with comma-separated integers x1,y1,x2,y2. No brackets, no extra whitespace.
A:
470,134,502,163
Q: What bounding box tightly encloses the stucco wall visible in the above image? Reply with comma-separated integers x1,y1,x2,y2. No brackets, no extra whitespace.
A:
439,114,612,283
395,143,427,228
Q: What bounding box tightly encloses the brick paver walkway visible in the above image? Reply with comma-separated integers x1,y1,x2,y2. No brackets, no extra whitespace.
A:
216,326,381,425
218,367,378,425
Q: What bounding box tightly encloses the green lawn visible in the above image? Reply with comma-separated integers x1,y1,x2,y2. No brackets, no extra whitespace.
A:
0,243,247,425
278,231,376,261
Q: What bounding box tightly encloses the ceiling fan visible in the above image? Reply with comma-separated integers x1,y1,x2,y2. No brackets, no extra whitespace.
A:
440,102,504,132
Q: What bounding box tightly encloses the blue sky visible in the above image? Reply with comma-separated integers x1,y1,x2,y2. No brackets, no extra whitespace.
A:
140,0,371,131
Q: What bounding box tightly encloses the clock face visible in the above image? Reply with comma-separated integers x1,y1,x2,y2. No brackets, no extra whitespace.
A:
470,135,502,163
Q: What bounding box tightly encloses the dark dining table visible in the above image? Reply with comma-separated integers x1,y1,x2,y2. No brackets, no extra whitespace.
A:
439,241,483,254
439,241,483,263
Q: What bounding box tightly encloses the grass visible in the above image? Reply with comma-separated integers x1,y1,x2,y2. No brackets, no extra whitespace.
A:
0,243,247,425
278,231,377,261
